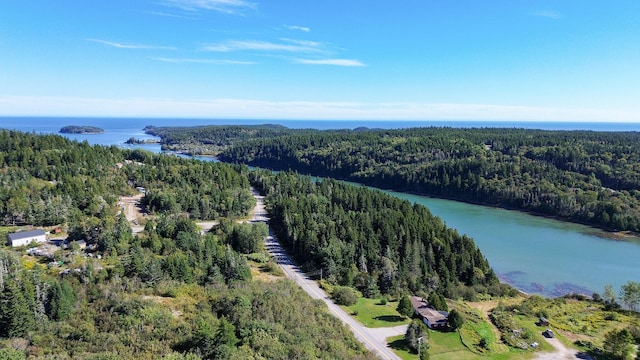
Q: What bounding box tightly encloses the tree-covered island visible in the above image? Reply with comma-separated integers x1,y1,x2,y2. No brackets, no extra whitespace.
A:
59,125,105,134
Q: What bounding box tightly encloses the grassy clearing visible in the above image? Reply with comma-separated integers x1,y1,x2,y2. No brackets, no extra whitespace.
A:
390,330,532,360
0,226,20,239
343,297,411,328
430,330,527,360
504,295,640,350
510,314,554,352
390,295,640,360
247,259,283,282
449,300,513,356
387,335,416,360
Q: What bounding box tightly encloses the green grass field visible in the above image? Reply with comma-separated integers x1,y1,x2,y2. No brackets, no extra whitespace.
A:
389,330,529,360
387,335,417,360
343,297,411,328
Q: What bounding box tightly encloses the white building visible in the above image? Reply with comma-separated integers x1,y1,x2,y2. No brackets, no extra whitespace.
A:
7,229,47,247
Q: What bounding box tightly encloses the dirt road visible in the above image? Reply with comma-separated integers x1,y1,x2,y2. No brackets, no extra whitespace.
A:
250,189,402,360
119,194,144,234
533,335,591,360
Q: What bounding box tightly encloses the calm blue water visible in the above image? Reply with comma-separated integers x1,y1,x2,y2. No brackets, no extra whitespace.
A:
376,191,640,297
3,116,640,133
3,116,640,296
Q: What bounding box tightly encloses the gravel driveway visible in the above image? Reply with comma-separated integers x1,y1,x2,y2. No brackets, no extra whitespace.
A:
533,336,592,360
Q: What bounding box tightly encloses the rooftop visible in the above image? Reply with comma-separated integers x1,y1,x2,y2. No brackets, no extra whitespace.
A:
410,296,448,324
8,229,46,241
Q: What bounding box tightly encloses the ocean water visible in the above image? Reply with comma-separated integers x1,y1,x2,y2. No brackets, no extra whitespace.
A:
2,116,640,135
6,117,639,151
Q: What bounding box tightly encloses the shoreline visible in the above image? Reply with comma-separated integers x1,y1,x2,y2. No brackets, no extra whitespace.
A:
234,161,638,242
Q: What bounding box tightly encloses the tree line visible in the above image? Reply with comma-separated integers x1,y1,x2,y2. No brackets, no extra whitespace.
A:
209,127,640,232
250,170,514,300
144,124,292,156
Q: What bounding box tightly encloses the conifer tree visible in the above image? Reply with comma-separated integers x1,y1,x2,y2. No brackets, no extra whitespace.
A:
397,295,414,318
0,279,35,338
48,280,76,321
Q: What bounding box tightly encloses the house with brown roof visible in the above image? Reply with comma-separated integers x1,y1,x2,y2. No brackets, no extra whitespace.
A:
410,296,448,329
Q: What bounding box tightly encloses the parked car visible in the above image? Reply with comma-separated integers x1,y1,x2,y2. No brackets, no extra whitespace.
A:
543,329,555,338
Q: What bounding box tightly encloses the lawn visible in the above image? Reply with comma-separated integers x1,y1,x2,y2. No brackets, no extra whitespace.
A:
407,299,540,360
390,330,530,360
387,335,417,360
343,297,411,328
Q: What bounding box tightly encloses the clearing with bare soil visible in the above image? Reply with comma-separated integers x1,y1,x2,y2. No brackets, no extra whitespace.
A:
118,194,145,233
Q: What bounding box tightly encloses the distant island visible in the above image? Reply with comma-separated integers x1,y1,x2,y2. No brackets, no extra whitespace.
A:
125,137,158,145
59,125,104,134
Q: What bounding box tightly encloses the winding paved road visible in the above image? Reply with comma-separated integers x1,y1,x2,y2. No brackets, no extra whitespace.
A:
250,189,402,360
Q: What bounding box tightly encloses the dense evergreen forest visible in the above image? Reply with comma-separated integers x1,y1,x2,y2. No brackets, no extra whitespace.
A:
0,130,254,228
208,126,640,232
0,130,370,359
250,170,512,300
144,124,292,155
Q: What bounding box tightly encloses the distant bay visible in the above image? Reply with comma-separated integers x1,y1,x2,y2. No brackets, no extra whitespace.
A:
2,116,640,297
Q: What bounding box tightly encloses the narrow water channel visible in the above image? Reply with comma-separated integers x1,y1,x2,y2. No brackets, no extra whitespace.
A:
374,189,640,297
245,168,640,297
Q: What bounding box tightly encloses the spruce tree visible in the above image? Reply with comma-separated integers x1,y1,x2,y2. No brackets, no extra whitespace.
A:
397,295,414,318
0,279,35,338
48,280,76,321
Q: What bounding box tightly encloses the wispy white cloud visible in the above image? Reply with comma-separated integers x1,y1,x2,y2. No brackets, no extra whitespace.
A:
3,95,638,122
279,38,323,48
202,39,324,53
87,39,177,50
149,10,195,19
284,25,310,32
161,0,256,14
152,57,255,64
294,59,366,67
533,10,563,19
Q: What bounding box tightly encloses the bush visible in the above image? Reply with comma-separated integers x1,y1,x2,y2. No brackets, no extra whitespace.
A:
379,298,387,305
262,261,284,276
332,286,358,306
448,309,464,330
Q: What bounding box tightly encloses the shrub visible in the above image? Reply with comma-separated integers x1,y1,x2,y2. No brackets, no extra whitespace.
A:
448,309,464,330
332,286,358,306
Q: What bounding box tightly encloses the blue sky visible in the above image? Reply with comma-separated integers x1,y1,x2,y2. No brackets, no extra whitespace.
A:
1,0,639,121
